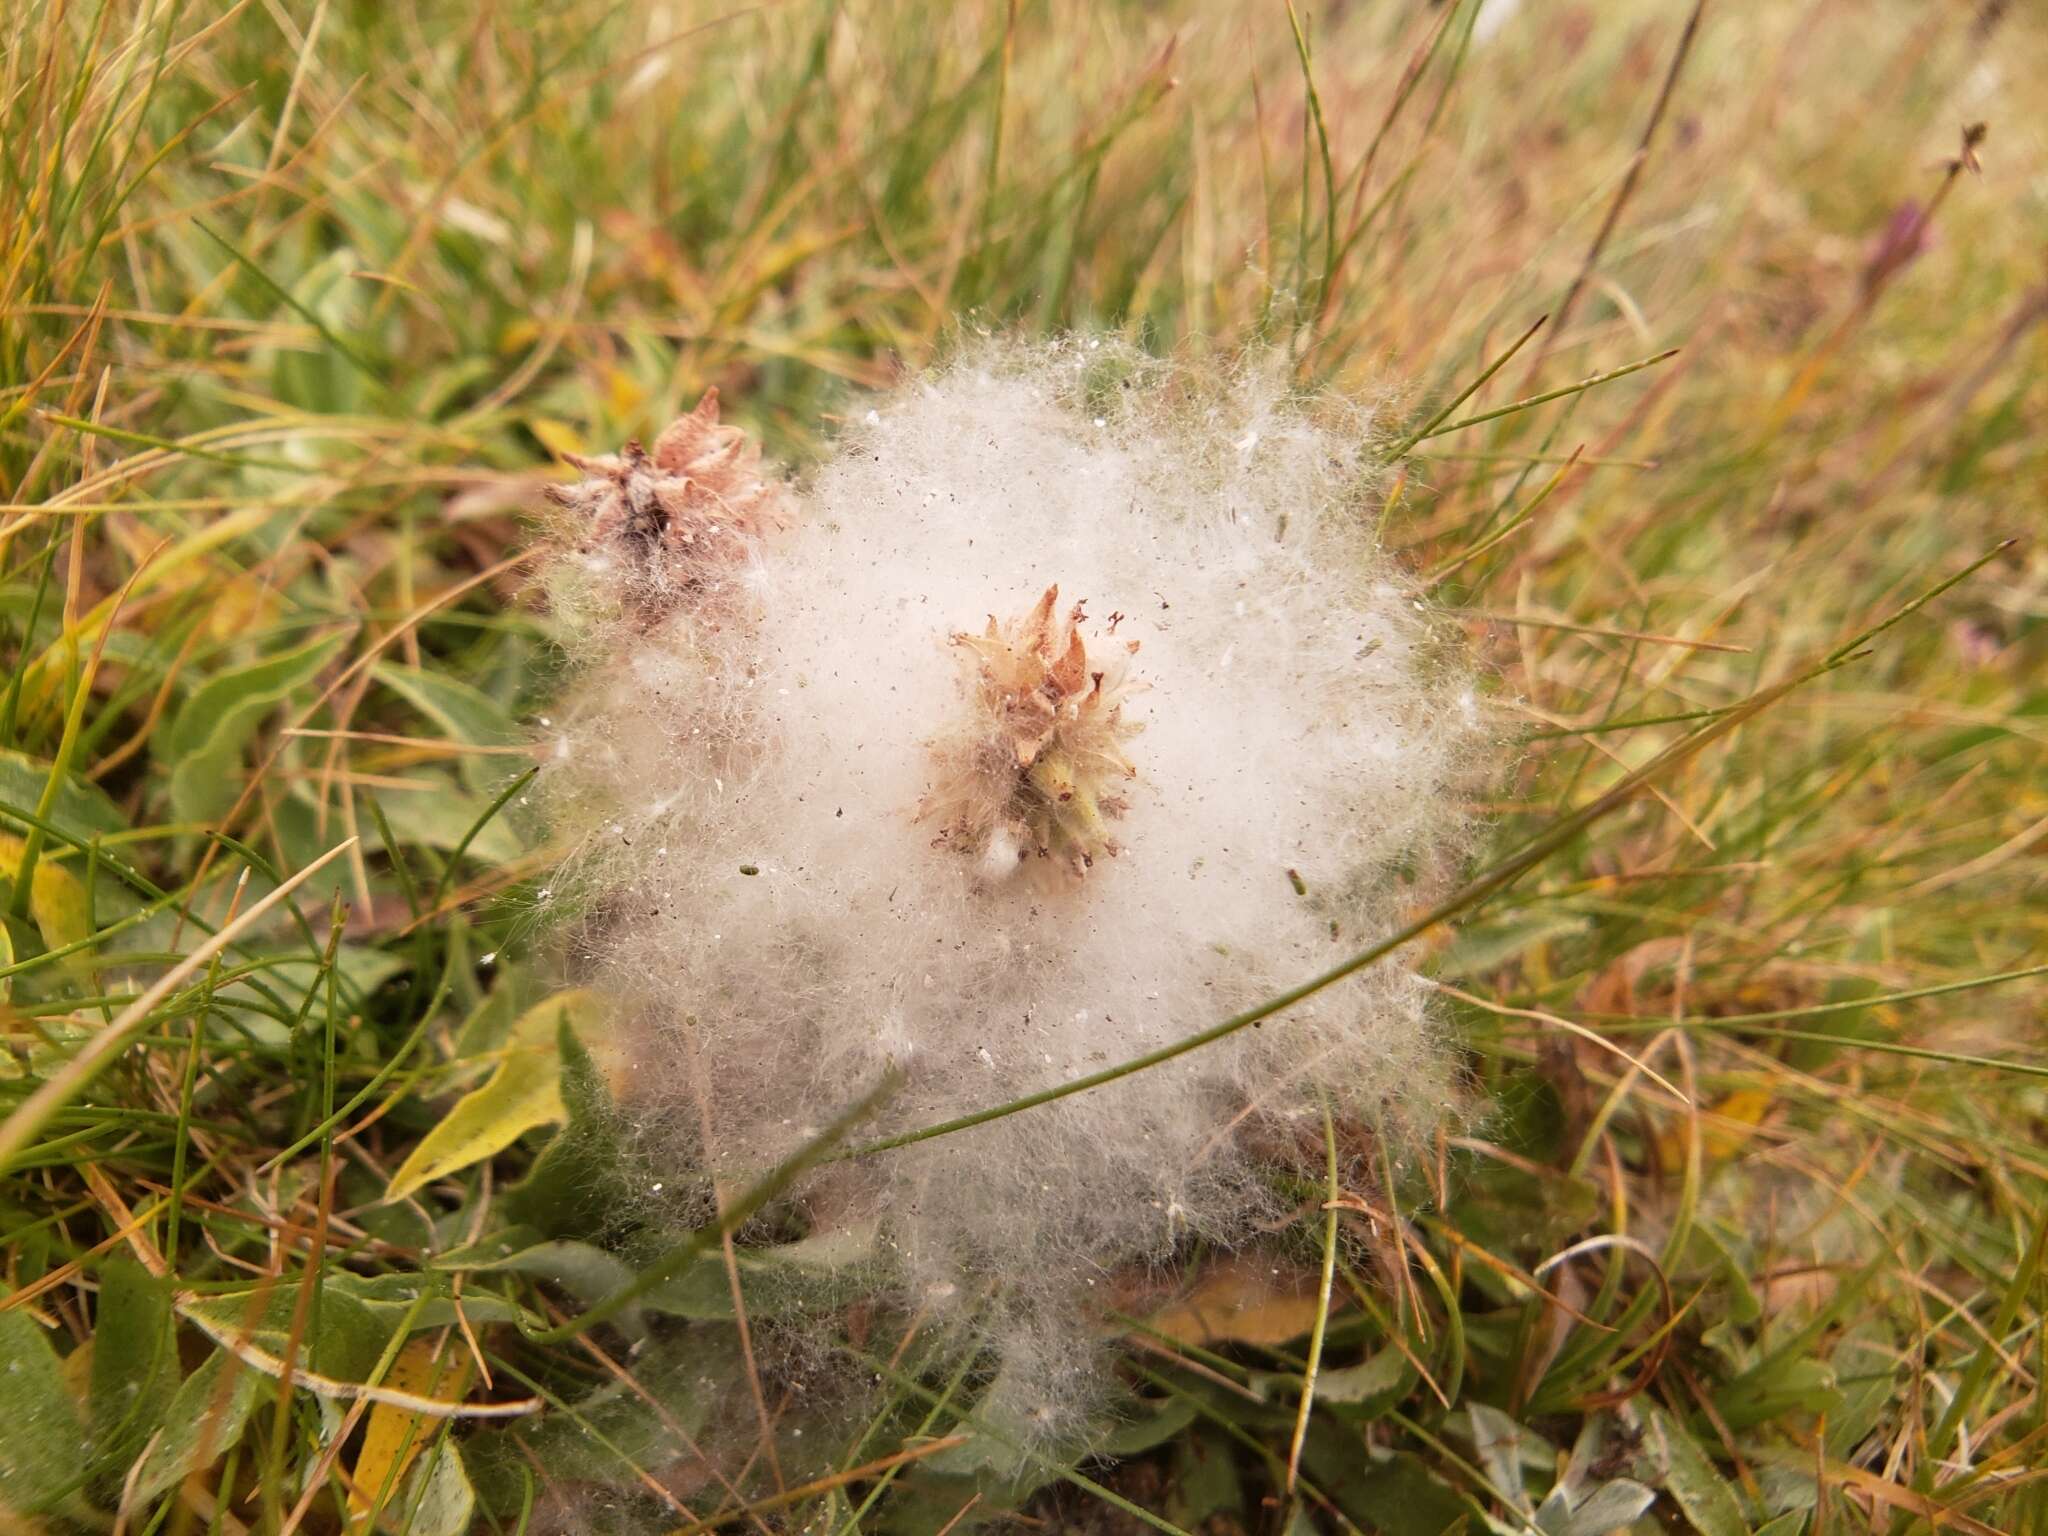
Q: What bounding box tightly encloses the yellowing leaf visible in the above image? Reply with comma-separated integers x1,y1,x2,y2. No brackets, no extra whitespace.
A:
0,1015,94,1080
526,417,585,460
200,574,281,645
604,366,646,419
1145,1256,1324,1348
0,833,92,955
347,1337,474,1532
1659,1087,1774,1167
383,990,604,1203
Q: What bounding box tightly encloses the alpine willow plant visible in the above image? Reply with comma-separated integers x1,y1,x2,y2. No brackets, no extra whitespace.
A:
533,340,1489,1432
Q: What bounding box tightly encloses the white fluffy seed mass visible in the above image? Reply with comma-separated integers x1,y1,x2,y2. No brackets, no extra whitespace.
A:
537,341,1482,1424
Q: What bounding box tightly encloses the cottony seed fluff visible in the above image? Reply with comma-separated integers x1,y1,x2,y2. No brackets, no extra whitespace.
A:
533,339,1488,1432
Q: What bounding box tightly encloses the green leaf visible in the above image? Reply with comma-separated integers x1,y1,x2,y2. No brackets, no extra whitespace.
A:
1304,1345,1410,1416
1691,1221,1762,1329
270,248,369,414
466,1330,730,1499
1714,1355,1841,1433
0,1305,87,1518
1094,1394,1198,1457
1648,1405,1747,1536
872,1472,1013,1536
1448,1154,1602,1262
1564,1480,1656,1536
640,1221,883,1323
0,748,127,838
393,1440,476,1536
501,1014,629,1241
1168,1427,1243,1531
1299,1426,1467,1536
369,777,525,864
1466,1403,1532,1508
386,990,604,1202
88,1259,180,1494
258,944,409,1019
432,1228,641,1332
1825,1329,1899,1459
1784,917,1891,1072
133,1348,265,1502
160,631,348,824
1436,912,1589,980
374,662,523,794
920,1370,1043,1484
178,1271,527,1387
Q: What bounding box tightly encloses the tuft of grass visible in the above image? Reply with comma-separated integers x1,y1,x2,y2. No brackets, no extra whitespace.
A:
1,1,2043,1533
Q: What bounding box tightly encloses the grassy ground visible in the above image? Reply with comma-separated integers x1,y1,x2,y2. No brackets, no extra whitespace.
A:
2,0,2044,1532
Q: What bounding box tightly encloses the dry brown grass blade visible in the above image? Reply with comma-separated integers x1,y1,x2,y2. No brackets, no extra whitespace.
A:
662,1438,974,1536
1521,0,1707,385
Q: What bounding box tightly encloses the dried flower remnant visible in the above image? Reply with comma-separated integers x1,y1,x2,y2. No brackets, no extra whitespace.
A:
922,583,1142,881
543,387,784,611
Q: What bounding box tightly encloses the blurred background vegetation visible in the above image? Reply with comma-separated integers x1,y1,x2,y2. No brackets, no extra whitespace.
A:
1,1,2043,1532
